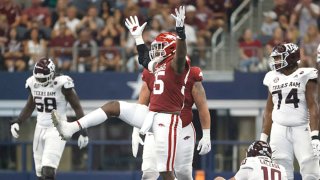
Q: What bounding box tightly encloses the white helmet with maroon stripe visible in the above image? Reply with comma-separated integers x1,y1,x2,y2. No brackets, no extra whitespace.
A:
33,58,55,86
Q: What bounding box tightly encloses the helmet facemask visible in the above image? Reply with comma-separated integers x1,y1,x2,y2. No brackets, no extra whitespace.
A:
269,43,299,71
33,59,55,87
269,52,289,71
149,41,167,62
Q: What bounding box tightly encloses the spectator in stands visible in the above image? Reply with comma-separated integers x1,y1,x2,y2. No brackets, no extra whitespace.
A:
286,27,300,45
206,0,225,31
0,15,8,48
76,5,104,39
260,11,279,45
99,37,122,72
51,0,68,28
265,27,285,55
21,0,51,28
24,28,47,70
238,28,263,72
290,0,320,39
100,0,114,21
49,20,75,72
300,24,320,67
3,28,25,72
99,16,124,46
72,28,98,72
278,14,290,33
273,0,293,21
62,5,80,36
0,0,21,28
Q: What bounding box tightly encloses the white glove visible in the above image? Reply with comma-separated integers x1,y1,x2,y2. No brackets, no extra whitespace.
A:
132,127,144,157
170,6,185,27
78,134,89,149
125,15,147,45
11,123,20,138
311,139,320,157
197,129,211,155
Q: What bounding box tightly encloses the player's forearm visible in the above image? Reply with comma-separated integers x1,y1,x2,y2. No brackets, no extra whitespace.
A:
137,44,152,70
14,96,35,124
309,108,319,131
199,109,211,129
175,38,187,73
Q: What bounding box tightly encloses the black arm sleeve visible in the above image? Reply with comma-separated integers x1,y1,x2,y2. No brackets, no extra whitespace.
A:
137,44,151,69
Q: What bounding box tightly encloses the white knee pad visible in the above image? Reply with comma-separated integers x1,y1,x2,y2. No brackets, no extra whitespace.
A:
142,171,159,180
300,158,320,180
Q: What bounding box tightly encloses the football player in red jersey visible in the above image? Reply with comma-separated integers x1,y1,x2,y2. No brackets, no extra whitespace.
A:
50,6,209,180
131,66,211,180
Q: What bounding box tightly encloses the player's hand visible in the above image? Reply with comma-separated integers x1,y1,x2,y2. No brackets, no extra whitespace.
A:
311,139,320,158
132,127,144,158
171,6,185,27
125,15,147,44
197,129,211,155
11,123,20,138
78,134,89,149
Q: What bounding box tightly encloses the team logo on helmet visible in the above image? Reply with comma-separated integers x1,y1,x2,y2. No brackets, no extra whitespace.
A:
269,43,300,71
247,141,272,159
33,58,56,87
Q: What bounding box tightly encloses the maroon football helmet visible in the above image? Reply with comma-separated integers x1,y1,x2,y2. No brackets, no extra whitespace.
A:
269,43,300,71
33,58,55,86
149,32,177,62
247,141,272,158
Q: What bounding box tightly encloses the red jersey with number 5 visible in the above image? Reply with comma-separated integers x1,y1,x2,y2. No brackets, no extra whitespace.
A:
142,58,190,113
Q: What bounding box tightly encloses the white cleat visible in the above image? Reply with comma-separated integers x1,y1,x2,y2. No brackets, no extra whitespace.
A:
51,110,74,140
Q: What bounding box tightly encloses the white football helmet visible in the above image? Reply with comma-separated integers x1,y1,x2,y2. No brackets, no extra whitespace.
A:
33,58,55,86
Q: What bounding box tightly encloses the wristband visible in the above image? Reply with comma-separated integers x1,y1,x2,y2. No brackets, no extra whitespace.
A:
176,26,186,40
260,133,269,142
311,130,319,140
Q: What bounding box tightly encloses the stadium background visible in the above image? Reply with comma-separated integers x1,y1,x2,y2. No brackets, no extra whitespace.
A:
0,0,316,179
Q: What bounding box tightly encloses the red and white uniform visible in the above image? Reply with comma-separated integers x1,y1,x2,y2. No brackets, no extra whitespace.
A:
234,156,287,180
26,75,73,176
142,66,201,178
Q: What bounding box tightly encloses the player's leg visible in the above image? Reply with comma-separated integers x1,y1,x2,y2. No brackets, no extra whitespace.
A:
293,125,320,180
153,113,182,180
174,123,195,180
33,125,45,179
52,101,148,139
270,123,295,180
141,133,160,180
40,127,66,180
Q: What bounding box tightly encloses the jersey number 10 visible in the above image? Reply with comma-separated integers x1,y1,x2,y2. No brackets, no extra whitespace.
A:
261,166,282,180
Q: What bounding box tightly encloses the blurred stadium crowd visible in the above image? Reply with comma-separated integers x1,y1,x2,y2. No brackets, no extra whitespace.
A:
0,0,238,73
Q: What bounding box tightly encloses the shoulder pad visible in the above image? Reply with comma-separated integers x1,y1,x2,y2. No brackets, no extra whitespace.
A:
301,67,318,80
263,71,275,86
142,69,152,82
25,76,34,89
54,75,74,89
239,157,258,169
190,66,203,82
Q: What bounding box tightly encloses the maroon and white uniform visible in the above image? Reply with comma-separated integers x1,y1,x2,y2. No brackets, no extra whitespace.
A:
234,156,287,180
142,66,201,178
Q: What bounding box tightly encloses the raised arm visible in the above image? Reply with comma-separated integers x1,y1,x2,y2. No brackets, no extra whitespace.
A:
170,6,187,74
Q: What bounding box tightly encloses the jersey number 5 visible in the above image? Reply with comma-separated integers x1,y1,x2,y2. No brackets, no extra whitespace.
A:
153,70,185,95
34,96,57,112
272,88,300,109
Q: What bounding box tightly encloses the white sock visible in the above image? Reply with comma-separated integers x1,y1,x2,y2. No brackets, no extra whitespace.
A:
77,108,108,129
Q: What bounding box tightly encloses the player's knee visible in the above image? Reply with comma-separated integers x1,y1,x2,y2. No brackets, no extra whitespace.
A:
101,101,120,117
302,174,320,180
142,171,159,180
41,166,55,180
175,167,192,180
